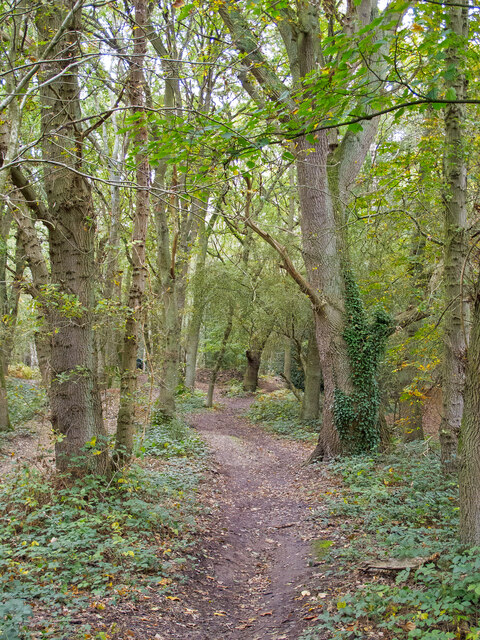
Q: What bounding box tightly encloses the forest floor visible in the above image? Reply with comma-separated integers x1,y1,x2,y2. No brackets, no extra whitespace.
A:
84,385,336,640
1,378,462,640
0,378,350,640
138,391,331,640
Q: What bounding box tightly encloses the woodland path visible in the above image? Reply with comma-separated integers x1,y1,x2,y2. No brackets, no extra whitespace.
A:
144,390,331,640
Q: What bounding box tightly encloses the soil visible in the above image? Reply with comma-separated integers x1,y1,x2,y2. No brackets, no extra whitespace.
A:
153,394,325,640
93,386,334,640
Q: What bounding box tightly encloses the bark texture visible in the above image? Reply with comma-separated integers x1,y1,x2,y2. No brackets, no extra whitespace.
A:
440,1,468,473
36,1,107,473
243,349,262,393
459,275,480,544
115,0,150,460
300,326,322,422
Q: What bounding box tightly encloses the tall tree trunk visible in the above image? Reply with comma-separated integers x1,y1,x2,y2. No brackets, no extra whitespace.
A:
184,213,216,389
115,0,149,461
206,309,233,407
440,0,468,473
36,1,107,473
100,112,124,388
300,325,322,421
459,272,480,544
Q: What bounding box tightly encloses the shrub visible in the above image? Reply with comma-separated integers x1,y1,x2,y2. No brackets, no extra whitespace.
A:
6,379,46,427
247,390,317,441
302,442,480,640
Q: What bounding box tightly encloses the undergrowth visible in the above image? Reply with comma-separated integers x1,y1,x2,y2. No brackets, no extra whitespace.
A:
247,389,317,441
0,414,206,639
140,410,206,459
302,442,480,640
6,379,46,428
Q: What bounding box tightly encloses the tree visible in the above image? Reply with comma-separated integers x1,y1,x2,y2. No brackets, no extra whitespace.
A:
217,0,401,456
440,0,469,473
115,0,150,461
35,0,108,472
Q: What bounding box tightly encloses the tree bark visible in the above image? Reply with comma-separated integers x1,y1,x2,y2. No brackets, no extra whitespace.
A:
459,273,480,544
440,0,468,473
206,309,233,407
243,349,262,392
36,1,107,473
300,325,322,422
115,0,149,461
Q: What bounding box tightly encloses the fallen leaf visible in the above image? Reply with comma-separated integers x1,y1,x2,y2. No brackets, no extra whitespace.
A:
214,611,227,616
260,611,273,616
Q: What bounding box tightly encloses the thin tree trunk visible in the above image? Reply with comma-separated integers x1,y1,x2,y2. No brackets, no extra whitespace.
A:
300,325,322,421
185,213,216,389
115,0,149,461
440,0,468,473
206,310,233,407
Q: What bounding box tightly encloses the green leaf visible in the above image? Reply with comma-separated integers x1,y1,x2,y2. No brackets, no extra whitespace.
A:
347,122,364,133
445,87,457,101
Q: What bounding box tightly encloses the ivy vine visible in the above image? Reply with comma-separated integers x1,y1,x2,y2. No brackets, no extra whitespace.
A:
334,271,393,453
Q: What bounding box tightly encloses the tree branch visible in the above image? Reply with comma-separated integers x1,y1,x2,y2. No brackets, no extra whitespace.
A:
244,217,326,314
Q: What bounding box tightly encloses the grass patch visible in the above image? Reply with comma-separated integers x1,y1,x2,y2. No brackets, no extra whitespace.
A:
247,389,318,441
301,442,480,640
175,388,207,415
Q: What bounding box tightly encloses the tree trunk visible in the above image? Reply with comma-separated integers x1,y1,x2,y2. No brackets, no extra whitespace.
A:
13,203,51,387
243,349,262,392
300,326,322,421
296,137,348,458
283,341,292,384
440,0,468,473
36,1,107,474
218,0,398,460
184,214,216,389
459,273,480,544
156,287,181,418
115,0,149,461
206,310,233,407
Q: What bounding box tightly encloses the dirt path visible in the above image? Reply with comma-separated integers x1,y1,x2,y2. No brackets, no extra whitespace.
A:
149,393,329,640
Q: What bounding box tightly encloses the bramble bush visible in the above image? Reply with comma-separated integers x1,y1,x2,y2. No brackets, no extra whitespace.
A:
302,442,480,640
